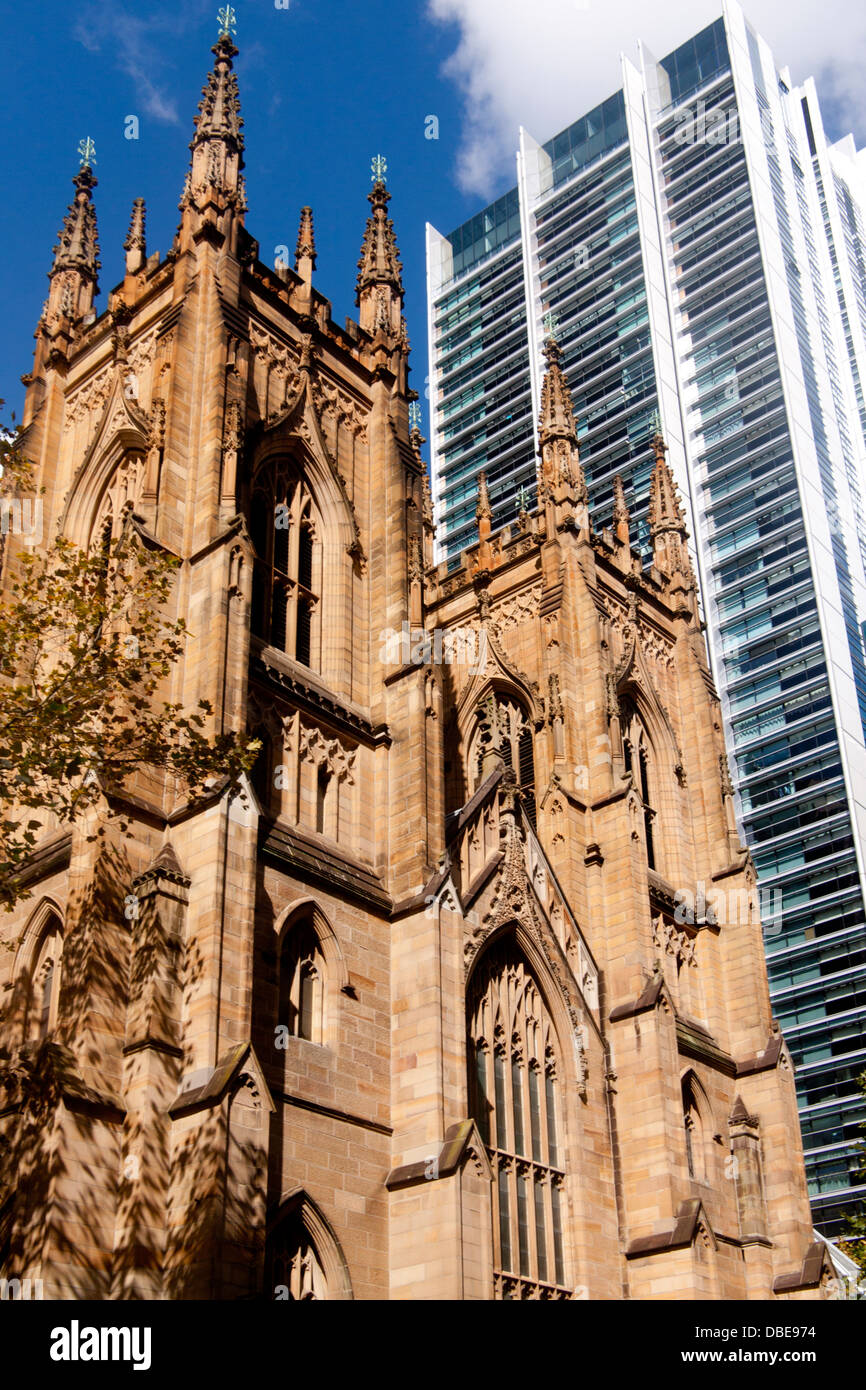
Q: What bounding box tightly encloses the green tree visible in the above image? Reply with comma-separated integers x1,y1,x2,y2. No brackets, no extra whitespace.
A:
0,406,258,911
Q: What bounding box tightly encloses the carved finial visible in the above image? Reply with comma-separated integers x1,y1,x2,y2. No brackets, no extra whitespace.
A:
408,400,426,452
77,136,97,169
421,471,434,532
47,160,101,323
539,336,576,443
179,16,245,227
648,428,695,589
719,751,734,798
473,471,495,573
612,473,630,549
217,4,237,36
537,334,589,525
124,197,147,276
476,470,492,524
294,205,316,278
649,437,684,534
356,163,403,335
371,153,388,184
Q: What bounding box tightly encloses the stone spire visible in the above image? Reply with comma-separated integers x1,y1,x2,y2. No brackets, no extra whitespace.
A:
294,206,316,280
474,471,496,574
612,474,630,547
537,330,590,539
22,149,101,425
648,424,695,590
47,162,101,325
178,23,246,248
124,198,147,277
356,158,404,338
476,470,492,529
539,336,577,446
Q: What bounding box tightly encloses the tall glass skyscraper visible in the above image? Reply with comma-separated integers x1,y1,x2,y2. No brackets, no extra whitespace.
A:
426,0,866,1234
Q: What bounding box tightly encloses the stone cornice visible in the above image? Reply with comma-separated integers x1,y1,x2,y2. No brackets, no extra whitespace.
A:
249,648,391,749
10,830,72,890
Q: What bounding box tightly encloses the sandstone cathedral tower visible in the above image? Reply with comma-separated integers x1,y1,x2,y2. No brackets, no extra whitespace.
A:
0,25,829,1300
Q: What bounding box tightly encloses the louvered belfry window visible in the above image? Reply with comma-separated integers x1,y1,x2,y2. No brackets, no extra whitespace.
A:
474,694,537,829
620,697,658,871
468,937,569,1299
250,463,319,667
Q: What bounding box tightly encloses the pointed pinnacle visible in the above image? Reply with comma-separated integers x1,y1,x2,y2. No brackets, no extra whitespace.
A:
538,335,578,446
51,166,101,285
476,470,492,523
421,471,434,529
295,206,316,273
355,180,403,302
649,442,686,537
124,196,146,251
190,33,244,160
612,474,630,524
124,197,147,275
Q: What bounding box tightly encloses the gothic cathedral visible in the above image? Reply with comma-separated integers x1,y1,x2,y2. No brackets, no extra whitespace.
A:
0,30,827,1300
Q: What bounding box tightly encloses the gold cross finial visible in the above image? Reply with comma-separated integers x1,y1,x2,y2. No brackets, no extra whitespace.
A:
77,137,97,169
543,310,559,340
217,5,237,36
371,154,388,184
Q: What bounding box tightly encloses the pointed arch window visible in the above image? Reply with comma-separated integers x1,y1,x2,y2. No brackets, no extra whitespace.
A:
620,696,657,871
315,765,330,836
90,451,146,546
26,913,63,1043
472,694,536,829
278,919,324,1044
682,1074,707,1183
250,463,320,668
468,937,568,1298
269,1211,327,1300
265,1192,352,1300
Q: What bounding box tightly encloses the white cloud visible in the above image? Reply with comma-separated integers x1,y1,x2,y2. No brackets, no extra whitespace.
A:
73,0,214,127
426,0,866,197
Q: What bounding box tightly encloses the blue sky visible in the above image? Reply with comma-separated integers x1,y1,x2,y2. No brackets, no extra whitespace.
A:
0,0,475,427
2,0,863,431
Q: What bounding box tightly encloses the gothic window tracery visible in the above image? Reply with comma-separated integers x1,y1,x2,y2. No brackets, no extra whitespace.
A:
250,462,320,668
268,1212,327,1300
297,723,356,844
90,452,145,550
470,693,536,829
468,937,568,1299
